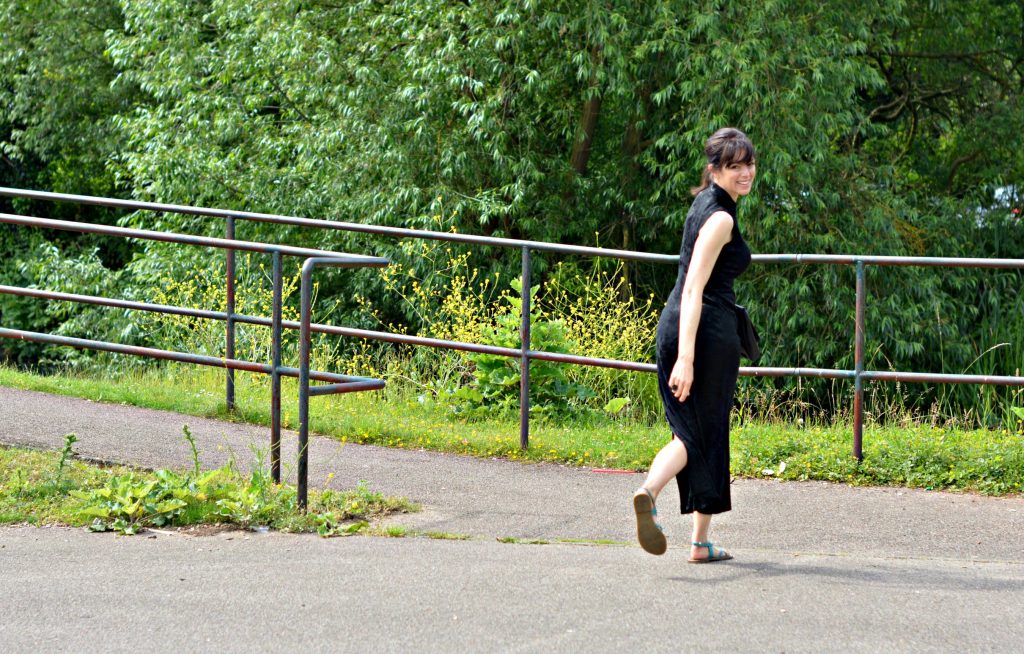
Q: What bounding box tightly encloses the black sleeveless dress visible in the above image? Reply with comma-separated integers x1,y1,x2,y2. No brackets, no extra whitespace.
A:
655,182,751,515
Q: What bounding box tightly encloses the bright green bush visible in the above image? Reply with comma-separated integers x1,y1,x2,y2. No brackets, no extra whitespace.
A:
444,278,595,419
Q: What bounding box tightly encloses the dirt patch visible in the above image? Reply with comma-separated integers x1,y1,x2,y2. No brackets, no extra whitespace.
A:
146,524,249,538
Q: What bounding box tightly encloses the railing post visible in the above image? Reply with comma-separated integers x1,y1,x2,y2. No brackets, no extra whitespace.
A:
225,215,236,412
853,259,866,461
270,250,283,484
298,259,314,509
520,246,531,450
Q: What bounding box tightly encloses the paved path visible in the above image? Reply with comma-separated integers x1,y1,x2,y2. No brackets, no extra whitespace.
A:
2,386,1023,652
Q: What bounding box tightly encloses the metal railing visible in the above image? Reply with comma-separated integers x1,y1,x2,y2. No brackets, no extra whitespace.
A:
0,207,388,508
2,187,1023,464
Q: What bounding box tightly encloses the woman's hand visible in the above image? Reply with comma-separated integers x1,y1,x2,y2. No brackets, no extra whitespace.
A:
668,357,694,402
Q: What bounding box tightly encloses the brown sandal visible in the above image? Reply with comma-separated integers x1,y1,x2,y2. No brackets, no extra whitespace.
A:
633,489,667,556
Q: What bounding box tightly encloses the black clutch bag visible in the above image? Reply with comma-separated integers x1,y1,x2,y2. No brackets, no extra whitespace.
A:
734,303,761,363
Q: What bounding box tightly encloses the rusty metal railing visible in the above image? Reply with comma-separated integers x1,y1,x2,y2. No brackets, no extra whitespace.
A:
0,208,388,507
2,187,1023,463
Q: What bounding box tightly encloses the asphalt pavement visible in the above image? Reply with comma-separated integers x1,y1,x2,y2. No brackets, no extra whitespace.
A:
1,385,1022,652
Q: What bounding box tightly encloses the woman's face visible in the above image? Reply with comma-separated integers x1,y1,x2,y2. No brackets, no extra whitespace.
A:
712,160,756,200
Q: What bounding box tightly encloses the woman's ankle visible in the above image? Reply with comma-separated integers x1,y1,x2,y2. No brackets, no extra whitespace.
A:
635,486,658,501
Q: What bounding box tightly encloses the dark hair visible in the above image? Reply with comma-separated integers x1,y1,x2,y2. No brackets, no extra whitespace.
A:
691,127,756,196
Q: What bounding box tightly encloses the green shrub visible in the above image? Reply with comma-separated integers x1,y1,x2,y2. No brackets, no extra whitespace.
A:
443,278,595,418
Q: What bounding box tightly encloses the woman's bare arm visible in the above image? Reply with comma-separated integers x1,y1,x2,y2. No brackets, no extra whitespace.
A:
668,211,734,402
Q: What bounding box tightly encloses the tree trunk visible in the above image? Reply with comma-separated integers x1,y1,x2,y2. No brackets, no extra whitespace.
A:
618,120,642,301
568,46,603,176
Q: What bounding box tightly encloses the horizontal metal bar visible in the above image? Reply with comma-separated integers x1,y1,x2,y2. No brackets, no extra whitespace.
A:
0,186,677,263
752,253,1024,269
302,256,389,270
0,327,352,383
9,318,1019,389
7,286,1021,386
276,367,376,384
0,285,227,320
308,380,386,397
5,187,1024,269
861,371,1024,386
0,212,388,264
739,366,857,380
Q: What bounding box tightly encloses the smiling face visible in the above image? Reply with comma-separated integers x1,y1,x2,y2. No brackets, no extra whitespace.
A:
712,160,757,201
699,127,757,201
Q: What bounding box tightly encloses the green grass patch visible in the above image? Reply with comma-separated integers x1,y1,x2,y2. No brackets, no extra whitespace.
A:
0,445,129,527
733,422,1024,495
1,364,1021,496
422,531,473,541
554,537,629,546
0,439,417,535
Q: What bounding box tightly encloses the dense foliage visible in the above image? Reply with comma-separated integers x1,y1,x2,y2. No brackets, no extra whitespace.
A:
1,0,1021,421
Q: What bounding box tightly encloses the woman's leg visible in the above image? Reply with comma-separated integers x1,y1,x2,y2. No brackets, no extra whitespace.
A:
690,511,712,559
633,436,688,555
638,436,688,499
637,440,729,561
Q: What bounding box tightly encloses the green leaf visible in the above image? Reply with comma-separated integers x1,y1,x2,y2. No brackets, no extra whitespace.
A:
78,506,112,518
155,499,187,514
88,519,111,532
603,397,631,414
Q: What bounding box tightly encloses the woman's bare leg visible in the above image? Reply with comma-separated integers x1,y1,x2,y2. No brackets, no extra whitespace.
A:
636,439,729,561
690,511,712,559
632,437,688,555
638,436,688,499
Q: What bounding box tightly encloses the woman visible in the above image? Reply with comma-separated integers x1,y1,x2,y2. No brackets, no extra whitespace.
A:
633,127,756,562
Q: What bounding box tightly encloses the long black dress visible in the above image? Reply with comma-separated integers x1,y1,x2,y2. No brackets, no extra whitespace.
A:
655,182,751,515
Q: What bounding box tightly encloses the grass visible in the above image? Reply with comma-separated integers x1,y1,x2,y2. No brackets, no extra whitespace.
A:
423,531,473,541
1,363,1022,496
0,442,417,534
0,446,128,527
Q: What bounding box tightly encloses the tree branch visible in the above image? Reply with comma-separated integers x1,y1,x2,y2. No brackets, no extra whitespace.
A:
863,48,1011,61
947,150,981,189
268,76,312,123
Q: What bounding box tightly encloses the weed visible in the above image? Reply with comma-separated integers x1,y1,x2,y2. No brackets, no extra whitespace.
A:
312,514,368,537
182,425,200,476
55,433,78,488
372,524,409,538
30,429,421,535
72,471,189,535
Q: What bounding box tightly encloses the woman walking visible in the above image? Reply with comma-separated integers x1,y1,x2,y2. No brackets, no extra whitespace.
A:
633,127,756,562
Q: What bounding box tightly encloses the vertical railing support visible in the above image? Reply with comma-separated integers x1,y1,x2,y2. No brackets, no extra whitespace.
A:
225,215,236,412
295,255,388,508
853,259,866,461
270,250,283,484
519,246,532,450
298,259,314,509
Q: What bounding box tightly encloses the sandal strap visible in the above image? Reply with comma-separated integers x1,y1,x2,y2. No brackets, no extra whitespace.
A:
639,488,664,531
692,541,715,556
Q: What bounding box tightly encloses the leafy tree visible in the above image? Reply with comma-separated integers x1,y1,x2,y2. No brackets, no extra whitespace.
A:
0,0,1020,420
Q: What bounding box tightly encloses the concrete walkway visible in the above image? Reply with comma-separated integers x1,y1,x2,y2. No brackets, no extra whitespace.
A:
2,386,1023,652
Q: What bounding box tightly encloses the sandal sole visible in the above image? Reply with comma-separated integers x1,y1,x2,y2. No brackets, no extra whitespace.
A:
633,492,667,556
687,553,733,564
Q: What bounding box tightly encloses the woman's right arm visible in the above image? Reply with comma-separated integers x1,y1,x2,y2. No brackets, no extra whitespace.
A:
668,211,734,402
